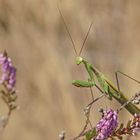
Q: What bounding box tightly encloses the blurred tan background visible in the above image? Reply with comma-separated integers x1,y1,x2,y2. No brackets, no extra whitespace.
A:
0,0,140,139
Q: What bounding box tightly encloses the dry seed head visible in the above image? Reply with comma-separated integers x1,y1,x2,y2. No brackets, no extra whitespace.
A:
59,130,66,140
132,92,140,105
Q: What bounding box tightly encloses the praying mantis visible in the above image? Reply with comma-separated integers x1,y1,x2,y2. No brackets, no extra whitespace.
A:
58,7,140,115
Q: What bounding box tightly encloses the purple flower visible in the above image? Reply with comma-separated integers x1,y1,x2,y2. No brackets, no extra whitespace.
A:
0,52,16,91
95,109,118,140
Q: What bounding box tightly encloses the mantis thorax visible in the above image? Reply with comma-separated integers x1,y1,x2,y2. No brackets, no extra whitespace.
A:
76,56,83,65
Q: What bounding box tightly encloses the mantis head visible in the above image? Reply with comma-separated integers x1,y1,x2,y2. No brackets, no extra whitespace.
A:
76,56,83,65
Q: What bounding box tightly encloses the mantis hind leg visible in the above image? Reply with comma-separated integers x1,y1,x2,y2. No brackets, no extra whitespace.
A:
115,70,140,92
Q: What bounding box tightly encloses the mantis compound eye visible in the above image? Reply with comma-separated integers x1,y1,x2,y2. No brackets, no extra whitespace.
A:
76,56,83,65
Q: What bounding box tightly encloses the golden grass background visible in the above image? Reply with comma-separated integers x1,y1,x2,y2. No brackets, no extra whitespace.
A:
0,0,140,139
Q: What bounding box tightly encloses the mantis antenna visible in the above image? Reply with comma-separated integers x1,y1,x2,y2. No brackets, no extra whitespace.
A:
57,5,78,56
78,22,93,56
58,5,93,57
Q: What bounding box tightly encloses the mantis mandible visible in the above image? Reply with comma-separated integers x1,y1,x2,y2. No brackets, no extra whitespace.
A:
58,6,140,115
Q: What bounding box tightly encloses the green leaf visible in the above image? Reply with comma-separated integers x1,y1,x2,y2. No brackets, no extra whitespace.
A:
126,119,132,129
85,128,96,140
111,137,116,140
117,123,124,132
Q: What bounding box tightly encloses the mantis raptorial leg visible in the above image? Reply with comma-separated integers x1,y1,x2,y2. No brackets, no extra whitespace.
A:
58,5,140,115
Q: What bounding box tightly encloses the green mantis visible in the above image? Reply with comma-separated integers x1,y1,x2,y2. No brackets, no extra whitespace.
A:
58,7,140,115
